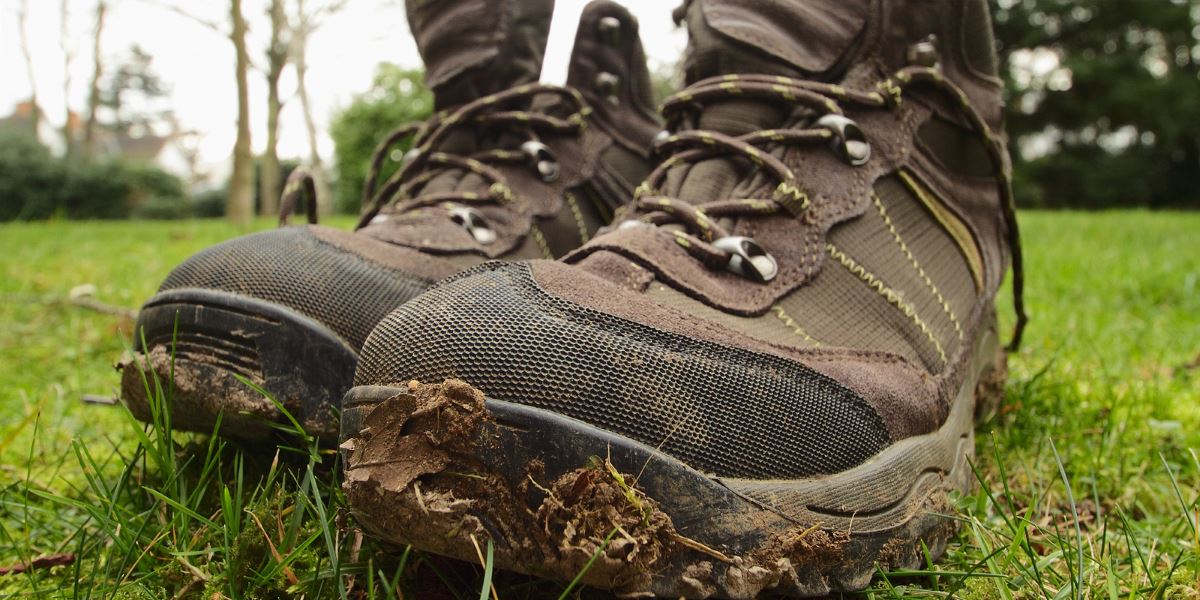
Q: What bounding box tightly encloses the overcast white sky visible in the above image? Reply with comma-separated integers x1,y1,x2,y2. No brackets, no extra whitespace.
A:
0,0,685,167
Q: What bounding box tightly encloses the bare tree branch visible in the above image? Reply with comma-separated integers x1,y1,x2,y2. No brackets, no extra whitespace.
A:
60,0,78,155
138,0,224,33
17,0,43,136
227,0,255,223
83,0,106,157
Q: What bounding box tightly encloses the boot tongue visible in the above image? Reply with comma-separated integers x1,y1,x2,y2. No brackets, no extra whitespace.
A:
665,100,786,203
407,0,554,109
677,0,869,83
663,0,868,205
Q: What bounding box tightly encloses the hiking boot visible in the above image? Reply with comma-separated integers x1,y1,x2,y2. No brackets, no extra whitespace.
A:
118,0,660,442
341,0,1027,596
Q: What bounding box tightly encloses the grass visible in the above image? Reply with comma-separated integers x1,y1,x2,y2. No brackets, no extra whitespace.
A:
0,211,1197,598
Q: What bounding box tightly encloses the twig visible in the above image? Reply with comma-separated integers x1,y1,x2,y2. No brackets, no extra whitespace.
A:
67,296,136,319
82,393,119,406
0,553,76,576
671,533,733,564
247,510,299,585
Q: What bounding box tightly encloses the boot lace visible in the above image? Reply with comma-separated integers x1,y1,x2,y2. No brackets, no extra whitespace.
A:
280,84,592,244
624,67,1027,350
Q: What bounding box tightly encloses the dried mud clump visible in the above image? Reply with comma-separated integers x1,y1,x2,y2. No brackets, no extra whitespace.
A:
341,379,487,493
339,379,896,599
533,463,677,591
340,379,681,593
117,346,277,438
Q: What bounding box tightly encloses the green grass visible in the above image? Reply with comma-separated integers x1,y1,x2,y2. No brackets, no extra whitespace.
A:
1,212,1197,598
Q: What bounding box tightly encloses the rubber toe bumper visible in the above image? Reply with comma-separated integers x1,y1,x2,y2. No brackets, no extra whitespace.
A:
338,371,992,598
120,288,357,441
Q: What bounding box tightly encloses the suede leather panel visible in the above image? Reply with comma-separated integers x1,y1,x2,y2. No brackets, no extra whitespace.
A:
530,259,943,441
701,0,871,76
309,225,469,282
407,0,553,107
576,250,654,292
566,99,928,315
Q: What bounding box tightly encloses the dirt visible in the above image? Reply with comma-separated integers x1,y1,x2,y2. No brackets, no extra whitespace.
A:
340,379,952,599
341,380,692,592
117,346,279,439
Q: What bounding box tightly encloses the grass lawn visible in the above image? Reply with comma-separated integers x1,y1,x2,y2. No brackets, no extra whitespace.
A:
1,212,1198,598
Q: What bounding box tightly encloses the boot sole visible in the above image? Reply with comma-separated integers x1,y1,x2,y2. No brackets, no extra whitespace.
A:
340,329,1004,598
119,288,357,442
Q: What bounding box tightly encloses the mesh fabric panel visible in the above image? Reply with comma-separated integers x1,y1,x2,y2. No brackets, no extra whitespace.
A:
161,227,433,347
640,176,978,373
356,262,891,479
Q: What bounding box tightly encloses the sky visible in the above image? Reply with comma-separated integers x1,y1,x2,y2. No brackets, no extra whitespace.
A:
0,0,686,171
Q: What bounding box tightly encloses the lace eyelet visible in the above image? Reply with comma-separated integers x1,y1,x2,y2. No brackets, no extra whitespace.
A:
816,114,871,166
714,236,778,283
594,72,621,106
597,16,621,46
447,204,496,245
400,148,421,166
907,35,940,68
520,140,559,182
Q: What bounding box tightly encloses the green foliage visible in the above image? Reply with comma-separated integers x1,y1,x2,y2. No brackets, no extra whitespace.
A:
99,44,174,136
329,64,433,214
0,212,1197,597
995,0,1200,208
0,130,63,221
0,129,190,221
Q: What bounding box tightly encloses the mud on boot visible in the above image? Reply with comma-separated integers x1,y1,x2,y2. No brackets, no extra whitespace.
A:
120,0,661,442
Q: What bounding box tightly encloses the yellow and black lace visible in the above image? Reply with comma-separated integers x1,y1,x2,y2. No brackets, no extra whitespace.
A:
280,84,592,242
625,68,1028,350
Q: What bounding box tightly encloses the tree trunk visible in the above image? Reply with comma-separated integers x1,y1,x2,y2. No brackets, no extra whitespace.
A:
260,0,288,217
83,0,106,159
18,0,43,138
292,0,332,216
60,0,76,158
227,0,255,224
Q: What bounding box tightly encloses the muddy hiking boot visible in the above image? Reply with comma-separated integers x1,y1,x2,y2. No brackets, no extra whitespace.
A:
118,0,660,442
342,0,1028,597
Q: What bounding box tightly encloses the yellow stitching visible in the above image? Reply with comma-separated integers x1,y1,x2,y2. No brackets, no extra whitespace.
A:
694,208,712,236
872,192,963,341
671,231,692,248
826,243,947,366
530,225,553,259
897,170,985,291
564,191,589,244
489,183,514,203
772,304,821,347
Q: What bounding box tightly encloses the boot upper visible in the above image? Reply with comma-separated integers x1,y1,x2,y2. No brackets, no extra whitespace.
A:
156,0,660,350
355,0,1023,478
